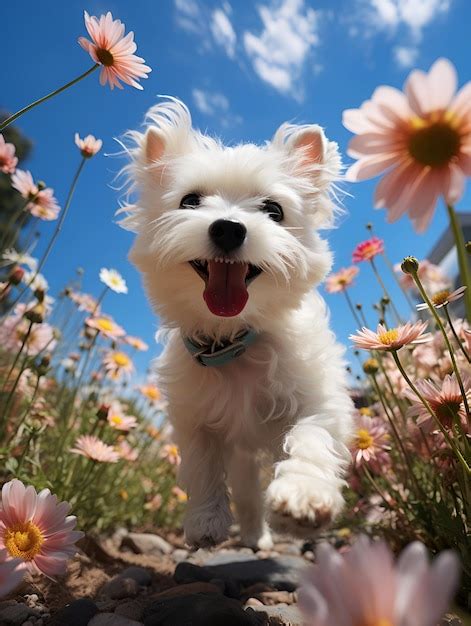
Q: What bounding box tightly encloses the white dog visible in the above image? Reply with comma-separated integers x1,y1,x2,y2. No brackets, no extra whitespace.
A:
121,98,354,550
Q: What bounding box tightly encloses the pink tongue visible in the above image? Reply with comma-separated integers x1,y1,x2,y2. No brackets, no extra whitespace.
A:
203,261,249,317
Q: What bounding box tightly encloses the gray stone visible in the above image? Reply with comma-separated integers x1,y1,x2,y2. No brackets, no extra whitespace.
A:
48,598,99,626
203,551,258,566
114,600,145,621
89,613,144,626
0,602,40,625
143,593,261,625
101,576,140,599
250,603,303,625
174,554,307,592
120,566,152,586
121,533,173,555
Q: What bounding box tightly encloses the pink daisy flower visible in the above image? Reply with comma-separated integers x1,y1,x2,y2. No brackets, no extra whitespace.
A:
325,266,359,294
350,321,431,352
0,548,23,598
78,11,151,90
0,479,83,578
352,236,384,263
103,350,134,381
160,443,181,466
74,133,102,158
69,291,100,314
107,402,138,431
416,285,467,310
344,58,471,232
85,315,126,340
0,134,18,174
351,414,390,470
405,374,470,432
11,169,60,221
116,440,138,462
299,536,459,626
70,435,120,463
126,335,149,351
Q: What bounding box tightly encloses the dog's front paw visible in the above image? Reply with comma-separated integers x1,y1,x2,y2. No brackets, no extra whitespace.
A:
266,474,343,538
184,499,233,549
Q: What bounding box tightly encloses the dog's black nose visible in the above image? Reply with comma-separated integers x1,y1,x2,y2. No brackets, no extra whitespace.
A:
208,219,247,253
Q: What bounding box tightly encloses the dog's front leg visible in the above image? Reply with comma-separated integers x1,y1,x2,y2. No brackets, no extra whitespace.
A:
266,416,349,538
178,428,233,549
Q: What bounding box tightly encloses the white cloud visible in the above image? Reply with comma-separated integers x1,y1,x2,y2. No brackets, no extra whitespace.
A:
211,8,237,58
192,88,242,127
174,0,205,34
243,0,321,100
394,45,419,67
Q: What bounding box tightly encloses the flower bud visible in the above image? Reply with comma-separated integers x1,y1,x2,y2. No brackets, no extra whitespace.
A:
466,241,471,255
97,404,110,421
363,358,379,375
35,354,51,377
9,266,25,285
355,303,362,310
37,180,46,190
24,302,45,324
34,288,45,302
381,296,390,305
401,256,419,275
366,223,373,231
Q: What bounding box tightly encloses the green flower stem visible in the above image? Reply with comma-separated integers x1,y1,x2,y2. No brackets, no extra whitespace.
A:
0,65,99,131
370,373,423,497
369,257,403,324
7,373,41,447
376,356,408,424
0,320,33,399
391,349,471,475
9,157,88,315
444,305,471,363
446,204,471,322
343,289,362,327
411,271,470,422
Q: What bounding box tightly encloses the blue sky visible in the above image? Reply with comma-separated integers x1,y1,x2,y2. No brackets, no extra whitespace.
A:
2,0,470,378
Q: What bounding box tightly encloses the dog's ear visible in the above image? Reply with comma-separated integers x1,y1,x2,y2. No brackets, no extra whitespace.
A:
145,127,166,165
286,126,327,167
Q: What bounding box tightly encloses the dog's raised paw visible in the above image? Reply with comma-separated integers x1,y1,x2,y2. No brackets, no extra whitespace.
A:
266,474,343,538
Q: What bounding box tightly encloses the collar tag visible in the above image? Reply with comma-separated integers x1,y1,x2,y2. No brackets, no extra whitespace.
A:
183,329,258,367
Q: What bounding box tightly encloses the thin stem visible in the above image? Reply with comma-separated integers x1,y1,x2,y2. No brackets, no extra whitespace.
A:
411,272,470,422
0,321,33,397
8,374,41,446
391,350,470,475
344,290,362,327
0,65,99,131
444,305,471,363
446,204,471,322
369,257,403,324
5,157,87,314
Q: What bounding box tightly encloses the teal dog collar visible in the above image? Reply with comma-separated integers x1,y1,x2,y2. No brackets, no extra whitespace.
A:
183,329,259,367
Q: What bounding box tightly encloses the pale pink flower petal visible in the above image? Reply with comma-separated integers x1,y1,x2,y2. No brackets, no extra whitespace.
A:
70,435,120,463
0,134,18,174
0,549,23,598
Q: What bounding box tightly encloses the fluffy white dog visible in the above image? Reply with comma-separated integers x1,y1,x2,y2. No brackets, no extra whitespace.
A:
121,98,354,550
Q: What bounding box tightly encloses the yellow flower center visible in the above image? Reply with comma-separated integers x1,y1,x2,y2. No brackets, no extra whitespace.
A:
144,387,160,401
96,48,114,66
110,414,123,426
408,118,461,167
378,329,399,345
119,489,129,501
359,407,374,417
4,521,44,560
96,318,114,332
431,289,451,306
359,621,393,626
113,352,130,367
356,428,374,450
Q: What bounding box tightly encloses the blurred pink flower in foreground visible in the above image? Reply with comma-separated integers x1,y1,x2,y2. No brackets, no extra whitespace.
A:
350,321,431,351
0,305,56,355
325,266,359,293
107,402,138,431
405,374,470,432
344,58,471,232
352,236,384,262
116,440,138,462
11,169,60,221
74,133,102,158
160,444,181,466
0,549,23,598
71,435,120,463
299,535,459,626
0,133,18,174
78,11,151,90
0,479,83,578
351,414,390,469
85,315,126,340
126,335,149,351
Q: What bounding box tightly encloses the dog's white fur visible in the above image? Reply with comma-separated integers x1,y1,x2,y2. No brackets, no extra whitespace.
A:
121,98,354,549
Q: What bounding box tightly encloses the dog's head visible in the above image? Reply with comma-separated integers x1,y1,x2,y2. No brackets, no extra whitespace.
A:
121,98,341,336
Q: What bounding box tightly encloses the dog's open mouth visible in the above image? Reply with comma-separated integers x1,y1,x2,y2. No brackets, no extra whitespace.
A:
189,259,262,317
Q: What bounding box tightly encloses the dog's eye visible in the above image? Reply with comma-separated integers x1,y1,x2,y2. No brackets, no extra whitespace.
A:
180,193,201,209
261,200,283,222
